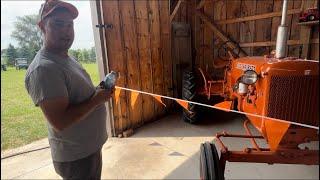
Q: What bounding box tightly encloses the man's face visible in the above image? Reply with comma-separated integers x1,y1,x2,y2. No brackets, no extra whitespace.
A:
41,10,74,51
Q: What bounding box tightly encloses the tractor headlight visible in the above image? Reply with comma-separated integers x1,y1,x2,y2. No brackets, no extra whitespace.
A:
241,70,258,85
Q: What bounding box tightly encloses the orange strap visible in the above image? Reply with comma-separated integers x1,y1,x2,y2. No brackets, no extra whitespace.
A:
114,87,121,105
130,91,139,108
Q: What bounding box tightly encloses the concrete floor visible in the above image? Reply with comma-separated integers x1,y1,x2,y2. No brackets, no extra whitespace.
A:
1,112,319,179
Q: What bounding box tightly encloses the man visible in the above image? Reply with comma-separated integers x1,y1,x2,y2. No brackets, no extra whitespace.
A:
25,0,113,179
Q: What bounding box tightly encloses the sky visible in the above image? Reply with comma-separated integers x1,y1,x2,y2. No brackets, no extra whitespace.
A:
1,0,95,50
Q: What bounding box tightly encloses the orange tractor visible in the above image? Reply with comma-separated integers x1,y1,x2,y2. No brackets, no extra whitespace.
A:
180,0,319,179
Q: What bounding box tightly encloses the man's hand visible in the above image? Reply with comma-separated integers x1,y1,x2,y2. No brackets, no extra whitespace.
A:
93,86,115,104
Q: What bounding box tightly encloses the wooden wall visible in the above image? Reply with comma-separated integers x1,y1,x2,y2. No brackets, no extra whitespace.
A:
101,0,173,135
172,0,319,68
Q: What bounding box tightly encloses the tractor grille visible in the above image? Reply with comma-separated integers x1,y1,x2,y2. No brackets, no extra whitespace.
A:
267,75,319,126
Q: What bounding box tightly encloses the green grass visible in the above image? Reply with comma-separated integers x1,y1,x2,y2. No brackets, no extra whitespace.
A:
1,63,100,151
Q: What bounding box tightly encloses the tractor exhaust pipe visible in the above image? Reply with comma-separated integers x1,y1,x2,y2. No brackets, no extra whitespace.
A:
275,0,289,59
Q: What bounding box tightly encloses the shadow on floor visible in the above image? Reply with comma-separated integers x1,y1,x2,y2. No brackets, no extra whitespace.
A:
131,109,251,139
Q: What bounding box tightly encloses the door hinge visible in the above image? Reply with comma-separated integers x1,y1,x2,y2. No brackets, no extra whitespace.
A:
96,24,113,29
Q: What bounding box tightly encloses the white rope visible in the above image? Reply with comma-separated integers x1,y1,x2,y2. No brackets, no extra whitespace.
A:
115,86,319,130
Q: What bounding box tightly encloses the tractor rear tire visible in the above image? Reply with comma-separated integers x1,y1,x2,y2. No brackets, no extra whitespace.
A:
182,71,199,123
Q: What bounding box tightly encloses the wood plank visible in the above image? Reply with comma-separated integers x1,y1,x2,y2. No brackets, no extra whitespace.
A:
172,23,179,98
170,0,183,22
194,0,201,70
188,0,196,68
270,0,282,41
199,8,205,70
196,10,247,57
284,0,294,56
300,0,317,59
134,0,155,123
310,18,319,60
203,0,214,71
180,1,187,23
215,8,301,24
239,39,319,47
117,0,131,131
213,0,226,59
311,24,319,39
253,0,274,56
288,0,302,57
101,0,129,134
226,0,242,57
119,0,143,128
149,0,166,117
196,0,206,10
310,43,319,60
186,0,193,25
159,0,173,109
240,0,256,56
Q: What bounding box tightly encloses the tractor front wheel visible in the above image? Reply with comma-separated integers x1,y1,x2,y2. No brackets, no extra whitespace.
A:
182,71,200,123
200,142,224,180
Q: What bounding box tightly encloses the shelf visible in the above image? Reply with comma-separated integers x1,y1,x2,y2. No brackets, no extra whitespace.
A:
297,20,319,26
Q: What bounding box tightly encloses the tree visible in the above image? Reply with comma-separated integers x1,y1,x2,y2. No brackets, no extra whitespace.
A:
78,49,85,62
69,48,96,63
6,44,17,66
82,49,90,63
17,46,33,64
11,14,42,62
1,49,8,65
69,49,81,61
89,47,96,63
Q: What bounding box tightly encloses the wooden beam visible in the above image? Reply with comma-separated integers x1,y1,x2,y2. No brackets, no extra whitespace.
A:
215,8,301,25
287,0,302,57
239,39,319,48
195,10,247,57
119,0,143,129
240,0,256,56
170,0,183,22
196,0,206,9
134,0,155,123
149,0,166,117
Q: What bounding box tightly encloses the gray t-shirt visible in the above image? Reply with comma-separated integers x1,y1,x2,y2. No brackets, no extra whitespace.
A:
25,48,107,162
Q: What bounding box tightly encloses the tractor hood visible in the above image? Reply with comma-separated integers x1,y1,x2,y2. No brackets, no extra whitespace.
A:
231,56,319,77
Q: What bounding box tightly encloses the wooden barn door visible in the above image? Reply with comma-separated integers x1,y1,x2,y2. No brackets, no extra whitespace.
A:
95,0,173,136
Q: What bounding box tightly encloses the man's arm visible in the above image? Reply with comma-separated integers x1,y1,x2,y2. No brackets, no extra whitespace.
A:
39,88,113,132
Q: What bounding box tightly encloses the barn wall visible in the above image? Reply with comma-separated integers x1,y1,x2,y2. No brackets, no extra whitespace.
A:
100,0,173,135
173,0,319,68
